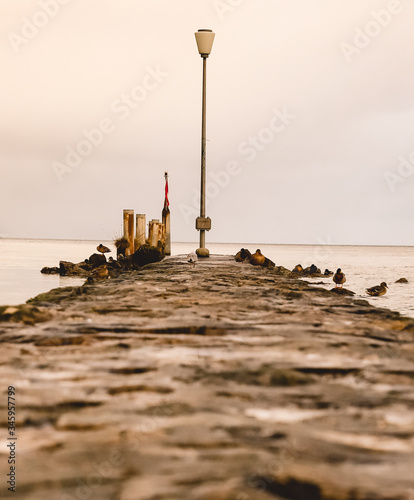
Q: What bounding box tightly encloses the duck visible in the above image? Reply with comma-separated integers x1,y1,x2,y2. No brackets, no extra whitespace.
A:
366,282,388,296
309,264,318,275
333,268,346,288
97,244,111,256
250,249,266,266
90,264,109,279
235,248,252,263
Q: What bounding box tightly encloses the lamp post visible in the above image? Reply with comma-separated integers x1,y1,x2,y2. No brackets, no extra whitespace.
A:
195,29,215,258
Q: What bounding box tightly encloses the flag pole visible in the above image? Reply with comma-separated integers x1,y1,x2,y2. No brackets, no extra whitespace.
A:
162,171,171,255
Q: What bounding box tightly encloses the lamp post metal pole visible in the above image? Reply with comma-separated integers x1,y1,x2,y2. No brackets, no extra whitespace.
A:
199,55,207,252
195,29,214,258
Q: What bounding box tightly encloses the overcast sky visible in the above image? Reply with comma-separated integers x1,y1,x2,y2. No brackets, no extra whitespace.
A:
1,0,414,246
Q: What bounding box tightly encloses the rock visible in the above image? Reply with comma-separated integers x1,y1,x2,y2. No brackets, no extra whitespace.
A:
194,364,314,387
131,243,165,268
274,266,293,277
44,253,109,279
41,266,60,274
59,261,90,277
88,253,106,268
72,263,92,276
5,255,414,499
330,287,355,296
77,261,92,271
59,260,74,276
0,304,52,324
292,264,303,274
324,269,333,276
28,285,88,305
395,277,408,283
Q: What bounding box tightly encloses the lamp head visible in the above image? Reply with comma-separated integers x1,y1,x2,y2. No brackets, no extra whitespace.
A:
195,29,215,57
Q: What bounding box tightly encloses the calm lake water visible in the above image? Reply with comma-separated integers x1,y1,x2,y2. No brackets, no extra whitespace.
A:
0,239,413,318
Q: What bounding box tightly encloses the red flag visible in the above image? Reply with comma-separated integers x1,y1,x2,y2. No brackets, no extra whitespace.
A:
164,172,169,210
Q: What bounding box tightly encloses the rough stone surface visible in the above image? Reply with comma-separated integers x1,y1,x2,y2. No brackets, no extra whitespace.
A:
88,252,107,268
329,287,356,296
40,266,60,275
0,255,413,500
44,245,164,279
131,243,165,267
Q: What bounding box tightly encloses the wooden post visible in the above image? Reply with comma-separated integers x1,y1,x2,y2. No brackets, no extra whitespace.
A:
162,172,171,256
159,222,166,246
135,214,146,251
148,219,159,247
162,209,171,255
148,220,153,246
123,209,134,256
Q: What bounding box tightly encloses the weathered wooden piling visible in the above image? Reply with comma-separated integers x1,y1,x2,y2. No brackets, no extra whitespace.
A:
163,172,171,256
123,209,134,256
148,219,160,248
135,214,146,252
162,209,170,255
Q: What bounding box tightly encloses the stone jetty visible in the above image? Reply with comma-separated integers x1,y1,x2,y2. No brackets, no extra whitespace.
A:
0,255,414,500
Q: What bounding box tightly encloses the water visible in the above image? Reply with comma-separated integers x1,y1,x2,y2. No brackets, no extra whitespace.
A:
0,239,413,318
0,239,101,306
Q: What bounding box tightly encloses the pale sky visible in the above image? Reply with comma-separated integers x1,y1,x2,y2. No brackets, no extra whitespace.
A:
1,0,414,245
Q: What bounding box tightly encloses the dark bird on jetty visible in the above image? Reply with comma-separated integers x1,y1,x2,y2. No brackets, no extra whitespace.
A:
333,268,346,288
292,264,303,274
366,282,388,296
90,264,109,279
309,264,318,274
97,244,111,256
235,248,252,263
250,249,266,266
